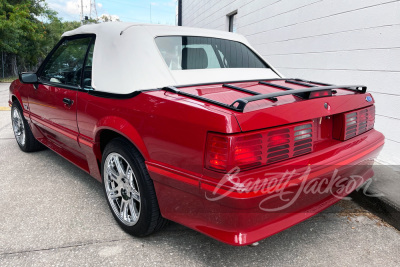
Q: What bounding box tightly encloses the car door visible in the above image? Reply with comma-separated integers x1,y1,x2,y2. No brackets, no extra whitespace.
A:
28,35,94,159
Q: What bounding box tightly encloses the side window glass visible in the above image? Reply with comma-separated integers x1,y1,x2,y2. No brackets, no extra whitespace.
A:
40,37,92,87
83,42,94,89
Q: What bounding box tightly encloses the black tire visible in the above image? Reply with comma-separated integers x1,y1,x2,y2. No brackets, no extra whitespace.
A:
11,101,45,152
101,137,167,236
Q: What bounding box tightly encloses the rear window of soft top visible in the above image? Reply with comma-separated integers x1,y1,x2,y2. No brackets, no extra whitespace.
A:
155,36,269,70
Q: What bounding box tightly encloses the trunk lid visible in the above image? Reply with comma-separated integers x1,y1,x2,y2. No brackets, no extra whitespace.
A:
174,79,374,132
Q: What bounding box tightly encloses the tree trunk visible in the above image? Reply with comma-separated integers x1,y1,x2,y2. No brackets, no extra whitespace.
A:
11,54,18,77
1,51,4,79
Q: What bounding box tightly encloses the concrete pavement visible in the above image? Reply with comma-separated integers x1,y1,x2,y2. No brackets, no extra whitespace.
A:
0,82,399,266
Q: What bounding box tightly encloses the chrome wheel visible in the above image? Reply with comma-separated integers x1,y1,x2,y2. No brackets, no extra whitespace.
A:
104,152,141,226
12,107,26,147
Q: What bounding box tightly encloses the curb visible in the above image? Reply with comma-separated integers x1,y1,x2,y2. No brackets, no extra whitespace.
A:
351,186,400,231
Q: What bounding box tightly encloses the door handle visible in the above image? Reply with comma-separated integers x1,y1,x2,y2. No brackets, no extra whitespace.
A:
63,98,74,106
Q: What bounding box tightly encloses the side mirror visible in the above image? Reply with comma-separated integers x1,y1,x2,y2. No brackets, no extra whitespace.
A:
19,72,38,84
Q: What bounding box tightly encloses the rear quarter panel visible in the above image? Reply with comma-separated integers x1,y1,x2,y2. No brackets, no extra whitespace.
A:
76,90,241,178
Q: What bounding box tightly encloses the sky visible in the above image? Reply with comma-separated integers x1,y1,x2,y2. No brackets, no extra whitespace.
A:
46,0,177,25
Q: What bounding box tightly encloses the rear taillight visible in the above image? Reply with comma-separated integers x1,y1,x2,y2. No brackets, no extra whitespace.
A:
266,123,313,164
205,121,314,172
205,135,229,171
234,134,263,169
333,105,375,141
205,133,263,172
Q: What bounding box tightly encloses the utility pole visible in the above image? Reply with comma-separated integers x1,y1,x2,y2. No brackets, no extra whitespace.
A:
80,0,99,24
80,0,84,25
93,0,98,20
88,0,98,21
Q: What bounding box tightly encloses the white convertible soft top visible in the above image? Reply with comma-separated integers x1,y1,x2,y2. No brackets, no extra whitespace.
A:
62,23,281,94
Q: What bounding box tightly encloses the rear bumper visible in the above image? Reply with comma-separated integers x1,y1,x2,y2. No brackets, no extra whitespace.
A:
147,129,384,246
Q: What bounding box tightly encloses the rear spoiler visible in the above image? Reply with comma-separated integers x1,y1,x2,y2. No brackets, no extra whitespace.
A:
163,78,367,112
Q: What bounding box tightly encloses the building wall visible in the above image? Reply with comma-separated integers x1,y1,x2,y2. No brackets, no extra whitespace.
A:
182,0,400,165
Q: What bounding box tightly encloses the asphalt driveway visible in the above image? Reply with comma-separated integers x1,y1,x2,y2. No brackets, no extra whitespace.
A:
0,83,399,266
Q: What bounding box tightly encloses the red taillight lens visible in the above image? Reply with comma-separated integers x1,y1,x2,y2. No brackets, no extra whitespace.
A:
205,121,314,173
309,90,332,99
266,123,313,164
267,129,290,146
205,135,229,171
205,133,263,172
333,105,375,141
233,134,263,169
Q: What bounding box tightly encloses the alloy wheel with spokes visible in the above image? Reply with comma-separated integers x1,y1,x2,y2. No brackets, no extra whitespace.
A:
104,152,141,226
12,107,26,147
10,101,44,152
101,138,167,236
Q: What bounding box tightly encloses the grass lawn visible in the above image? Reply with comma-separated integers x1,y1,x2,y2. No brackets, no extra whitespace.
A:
0,77,17,83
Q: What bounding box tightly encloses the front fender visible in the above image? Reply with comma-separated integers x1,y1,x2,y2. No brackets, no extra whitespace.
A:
9,80,30,120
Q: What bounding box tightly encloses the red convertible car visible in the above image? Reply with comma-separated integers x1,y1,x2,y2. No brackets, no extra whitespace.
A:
9,23,384,246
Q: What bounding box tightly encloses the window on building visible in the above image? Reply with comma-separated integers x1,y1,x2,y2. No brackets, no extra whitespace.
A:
228,12,237,33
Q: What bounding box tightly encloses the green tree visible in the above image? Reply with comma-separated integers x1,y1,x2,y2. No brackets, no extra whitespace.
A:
0,0,82,77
